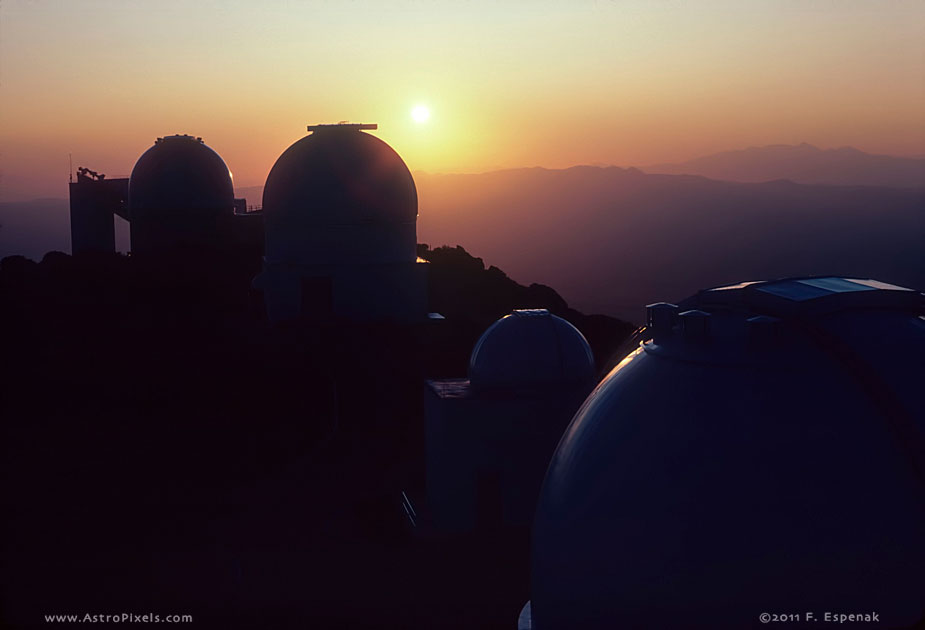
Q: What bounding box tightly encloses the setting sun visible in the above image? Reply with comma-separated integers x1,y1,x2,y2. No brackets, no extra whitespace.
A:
0,2,923,629
411,105,430,124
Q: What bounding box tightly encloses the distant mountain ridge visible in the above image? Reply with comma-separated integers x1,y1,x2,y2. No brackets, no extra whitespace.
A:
4,162,923,324
415,166,924,322
643,143,925,188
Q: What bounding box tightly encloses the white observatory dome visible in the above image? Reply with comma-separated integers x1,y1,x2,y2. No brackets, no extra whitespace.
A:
468,309,595,392
262,124,417,266
530,277,925,629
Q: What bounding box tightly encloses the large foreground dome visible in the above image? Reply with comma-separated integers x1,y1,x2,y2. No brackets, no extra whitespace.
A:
530,276,925,629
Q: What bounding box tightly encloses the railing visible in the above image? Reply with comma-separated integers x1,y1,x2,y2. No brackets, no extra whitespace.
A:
401,491,417,528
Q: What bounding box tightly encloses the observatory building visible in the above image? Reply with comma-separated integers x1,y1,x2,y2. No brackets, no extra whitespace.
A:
69,168,129,255
69,135,262,257
130,134,250,255
524,276,925,629
255,123,427,323
425,309,597,532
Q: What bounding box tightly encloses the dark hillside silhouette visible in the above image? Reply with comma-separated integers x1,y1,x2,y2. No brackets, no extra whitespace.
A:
0,245,632,629
420,244,634,374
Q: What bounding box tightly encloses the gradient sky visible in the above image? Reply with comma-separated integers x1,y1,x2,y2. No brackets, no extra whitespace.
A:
1,0,923,201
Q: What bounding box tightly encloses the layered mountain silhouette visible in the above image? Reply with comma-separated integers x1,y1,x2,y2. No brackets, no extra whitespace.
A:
415,166,925,322
4,153,923,324
643,143,925,188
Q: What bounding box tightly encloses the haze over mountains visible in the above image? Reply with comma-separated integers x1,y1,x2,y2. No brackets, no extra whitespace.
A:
644,143,925,188
415,167,924,322
2,145,923,323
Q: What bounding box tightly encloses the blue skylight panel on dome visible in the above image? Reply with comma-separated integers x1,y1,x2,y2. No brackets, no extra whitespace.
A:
797,277,877,294
757,281,830,301
845,279,915,291
756,277,883,302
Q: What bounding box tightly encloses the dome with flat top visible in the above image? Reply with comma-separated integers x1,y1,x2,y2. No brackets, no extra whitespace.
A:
129,135,234,219
261,125,418,266
468,309,595,391
263,126,417,227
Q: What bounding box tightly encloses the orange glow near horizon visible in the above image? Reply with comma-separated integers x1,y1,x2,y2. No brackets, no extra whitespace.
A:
1,0,923,201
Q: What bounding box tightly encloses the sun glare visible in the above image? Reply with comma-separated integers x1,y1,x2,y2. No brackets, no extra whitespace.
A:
412,105,431,123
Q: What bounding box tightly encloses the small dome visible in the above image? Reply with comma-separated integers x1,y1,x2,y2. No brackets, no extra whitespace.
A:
262,125,417,227
468,309,595,391
530,277,925,629
128,135,234,219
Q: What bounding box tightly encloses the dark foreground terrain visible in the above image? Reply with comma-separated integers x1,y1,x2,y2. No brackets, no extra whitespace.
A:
0,246,633,629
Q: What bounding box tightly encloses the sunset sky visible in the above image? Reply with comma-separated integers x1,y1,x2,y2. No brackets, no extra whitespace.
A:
1,0,923,201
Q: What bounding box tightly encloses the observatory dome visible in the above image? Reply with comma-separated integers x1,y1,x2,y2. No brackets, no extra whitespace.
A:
128,135,234,219
530,277,925,629
263,125,416,225
468,309,595,391
262,124,418,265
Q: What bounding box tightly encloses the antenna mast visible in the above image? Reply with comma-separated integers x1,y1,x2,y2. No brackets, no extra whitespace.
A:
69,153,73,183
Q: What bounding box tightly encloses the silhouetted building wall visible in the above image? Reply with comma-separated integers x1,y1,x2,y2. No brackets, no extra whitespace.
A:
69,176,128,255
425,309,596,532
256,124,427,323
68,135,264,263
